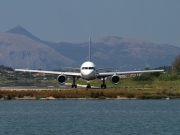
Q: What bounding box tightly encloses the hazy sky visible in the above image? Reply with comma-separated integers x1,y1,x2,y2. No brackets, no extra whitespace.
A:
0,0,180,47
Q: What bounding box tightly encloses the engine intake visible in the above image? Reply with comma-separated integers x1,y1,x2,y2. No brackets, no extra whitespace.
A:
57,75,66,84
111,75,120,85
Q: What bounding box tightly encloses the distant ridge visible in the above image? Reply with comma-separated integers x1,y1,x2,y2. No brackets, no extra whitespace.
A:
94,36,153,45
0,26,179,70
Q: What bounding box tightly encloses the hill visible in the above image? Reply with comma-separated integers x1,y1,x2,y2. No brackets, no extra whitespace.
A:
0,32,75,70
0,26,179,70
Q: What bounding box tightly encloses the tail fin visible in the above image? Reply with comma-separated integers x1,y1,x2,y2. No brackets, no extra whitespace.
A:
89,38,91,61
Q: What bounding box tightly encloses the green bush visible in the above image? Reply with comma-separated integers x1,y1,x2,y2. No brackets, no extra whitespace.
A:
159,73,180,81
133,74,154,82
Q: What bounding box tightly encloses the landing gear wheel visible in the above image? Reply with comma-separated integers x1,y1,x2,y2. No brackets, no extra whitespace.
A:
101,77,107,89
86,84,91,89
101,84,106,89
72,84,77,88
71,76,78,88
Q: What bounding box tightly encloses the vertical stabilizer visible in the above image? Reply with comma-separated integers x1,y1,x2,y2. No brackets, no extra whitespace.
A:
89,38,91,61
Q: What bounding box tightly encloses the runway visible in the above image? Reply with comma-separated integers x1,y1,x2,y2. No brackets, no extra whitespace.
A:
0,83,98,90
0,84,84,91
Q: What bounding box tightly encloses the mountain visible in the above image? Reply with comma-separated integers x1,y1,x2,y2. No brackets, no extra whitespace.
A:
47,36,180,70
0,26,179,70
0,32,75,70
92,36,180,69
94,36,153,45
7,26,42,42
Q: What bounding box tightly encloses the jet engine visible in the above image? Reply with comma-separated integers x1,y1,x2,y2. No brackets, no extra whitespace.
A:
57,75,66,84
111,75,120,85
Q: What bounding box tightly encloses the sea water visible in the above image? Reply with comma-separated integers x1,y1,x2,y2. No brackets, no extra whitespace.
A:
0,100,180,135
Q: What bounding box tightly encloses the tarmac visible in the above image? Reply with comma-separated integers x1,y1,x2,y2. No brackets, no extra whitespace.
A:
0,83,98,91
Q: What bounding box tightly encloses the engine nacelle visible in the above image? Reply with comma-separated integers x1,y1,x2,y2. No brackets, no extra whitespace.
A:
57,75,66,84
111,75,120,85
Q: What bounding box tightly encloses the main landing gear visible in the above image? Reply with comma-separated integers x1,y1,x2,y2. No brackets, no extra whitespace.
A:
71,76,78,88
72,84,77,88
101,77,107,89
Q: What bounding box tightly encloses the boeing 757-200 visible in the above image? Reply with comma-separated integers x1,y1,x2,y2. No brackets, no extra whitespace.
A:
15,38,164,89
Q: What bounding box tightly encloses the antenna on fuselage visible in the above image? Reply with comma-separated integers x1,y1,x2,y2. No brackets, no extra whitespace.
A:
89,38,91,62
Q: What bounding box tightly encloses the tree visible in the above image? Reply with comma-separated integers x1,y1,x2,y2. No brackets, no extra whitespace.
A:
172,54,180,73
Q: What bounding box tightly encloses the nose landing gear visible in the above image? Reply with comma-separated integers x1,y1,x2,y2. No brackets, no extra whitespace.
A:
86,81,91,89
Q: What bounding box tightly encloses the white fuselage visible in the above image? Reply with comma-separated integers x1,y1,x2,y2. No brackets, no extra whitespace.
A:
80,61,96,80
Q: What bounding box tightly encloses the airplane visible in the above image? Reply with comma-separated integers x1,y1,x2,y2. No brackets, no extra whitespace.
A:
15,38,164,89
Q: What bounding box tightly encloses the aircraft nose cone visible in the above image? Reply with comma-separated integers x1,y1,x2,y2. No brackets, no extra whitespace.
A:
81,70,95,79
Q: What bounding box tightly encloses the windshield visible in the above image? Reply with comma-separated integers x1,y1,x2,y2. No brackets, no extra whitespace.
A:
82,67,95,70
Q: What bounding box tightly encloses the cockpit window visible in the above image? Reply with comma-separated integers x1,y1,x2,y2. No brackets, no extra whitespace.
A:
90,67,95,70
82,67,95,70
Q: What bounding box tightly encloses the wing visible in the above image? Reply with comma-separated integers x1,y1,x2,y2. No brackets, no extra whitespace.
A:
97,67,114,70
15,69,81,77
97,69,164,77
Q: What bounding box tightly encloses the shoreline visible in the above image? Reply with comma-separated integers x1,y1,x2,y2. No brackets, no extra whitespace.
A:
0,89,179,100
1,96,171,100
12,96,132,100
